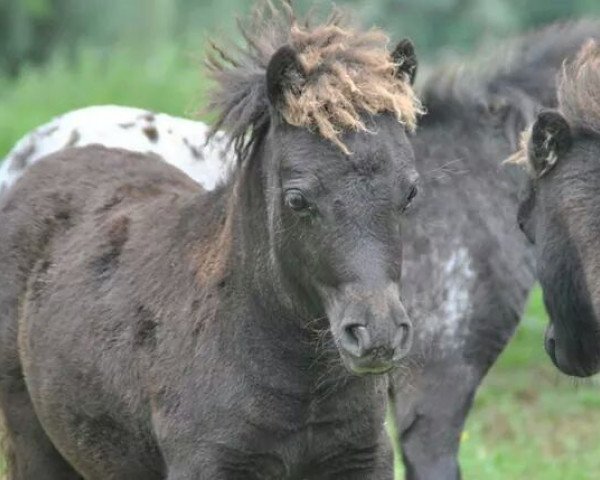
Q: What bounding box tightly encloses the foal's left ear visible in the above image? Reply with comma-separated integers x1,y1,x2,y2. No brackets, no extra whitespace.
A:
529,110,572,178
392,39,418,85
266,45,306,110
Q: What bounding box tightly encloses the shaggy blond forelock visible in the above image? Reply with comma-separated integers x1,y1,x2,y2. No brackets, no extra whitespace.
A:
283,22,422,154
206,1,423,157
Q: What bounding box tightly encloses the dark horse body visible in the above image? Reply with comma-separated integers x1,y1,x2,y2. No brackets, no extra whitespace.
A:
0,5,423,479
0,147,392,479
389,21,600,479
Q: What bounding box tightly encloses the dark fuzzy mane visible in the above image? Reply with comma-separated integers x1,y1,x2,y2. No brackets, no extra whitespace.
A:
205,0,422,159
558,39,600,134
421,20,600,121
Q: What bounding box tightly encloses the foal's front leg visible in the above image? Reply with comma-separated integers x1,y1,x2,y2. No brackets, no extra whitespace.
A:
165,464,231,480
315,442,394,480
326,462,394,480
160,434,289,480
165,454,287,480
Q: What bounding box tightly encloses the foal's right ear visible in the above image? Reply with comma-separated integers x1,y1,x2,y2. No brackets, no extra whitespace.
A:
530,110,572,177
266,45,306,110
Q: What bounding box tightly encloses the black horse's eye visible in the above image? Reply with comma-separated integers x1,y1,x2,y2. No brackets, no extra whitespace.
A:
285,190,310,213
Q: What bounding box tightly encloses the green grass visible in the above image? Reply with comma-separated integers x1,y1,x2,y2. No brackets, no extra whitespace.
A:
1,50,599,479
0,44,208,157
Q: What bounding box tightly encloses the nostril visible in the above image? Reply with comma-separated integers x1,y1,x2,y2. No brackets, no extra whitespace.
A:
342,324,370,357
393,322,413,360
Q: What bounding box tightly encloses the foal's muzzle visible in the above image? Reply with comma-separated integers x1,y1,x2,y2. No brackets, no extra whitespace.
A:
332,284,413,375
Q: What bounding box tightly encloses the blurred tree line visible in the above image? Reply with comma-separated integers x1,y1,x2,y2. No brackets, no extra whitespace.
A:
2,0,600,78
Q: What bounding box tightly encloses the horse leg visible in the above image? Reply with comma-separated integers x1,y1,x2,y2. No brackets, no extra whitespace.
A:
0,375,82,480
325,460,394,480
165,463,257,480
315,442,394,480
390,360,481,480
325,467,394,480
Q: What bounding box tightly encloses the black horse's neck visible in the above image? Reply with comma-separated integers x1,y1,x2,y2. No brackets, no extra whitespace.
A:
230,136,322,318
210,136,336,371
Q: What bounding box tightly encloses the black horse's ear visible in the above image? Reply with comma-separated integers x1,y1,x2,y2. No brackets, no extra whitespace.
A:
529,110,572,177
266,45,305,110
392,39,418,85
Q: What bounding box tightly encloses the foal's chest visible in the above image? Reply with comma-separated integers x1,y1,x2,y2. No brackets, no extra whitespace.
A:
231,385,390,479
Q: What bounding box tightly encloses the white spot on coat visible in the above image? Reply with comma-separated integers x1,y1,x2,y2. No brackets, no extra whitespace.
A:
442,247,475,336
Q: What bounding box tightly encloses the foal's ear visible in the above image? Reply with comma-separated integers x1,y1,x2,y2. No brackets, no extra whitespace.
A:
529,110,572,177
392,39,418,85
266,45,306,110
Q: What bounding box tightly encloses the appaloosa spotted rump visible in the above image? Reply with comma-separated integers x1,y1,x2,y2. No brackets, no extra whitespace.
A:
0,105,234,196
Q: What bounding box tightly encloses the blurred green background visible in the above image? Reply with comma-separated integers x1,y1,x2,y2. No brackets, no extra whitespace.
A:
1,1,600,479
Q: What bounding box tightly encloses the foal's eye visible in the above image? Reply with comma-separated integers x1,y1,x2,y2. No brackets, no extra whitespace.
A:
284,189,311,214
402,184,418,211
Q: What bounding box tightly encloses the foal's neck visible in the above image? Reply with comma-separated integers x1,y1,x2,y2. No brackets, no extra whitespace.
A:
213,143,349,384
